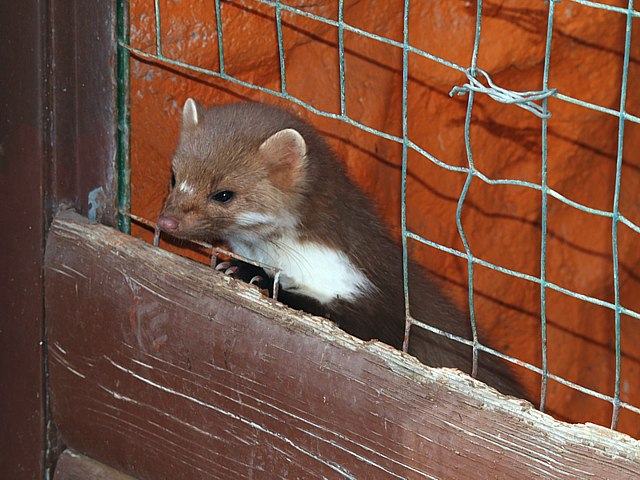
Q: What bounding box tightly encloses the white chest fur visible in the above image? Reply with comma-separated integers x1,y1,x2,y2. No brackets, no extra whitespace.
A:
229,234,373,304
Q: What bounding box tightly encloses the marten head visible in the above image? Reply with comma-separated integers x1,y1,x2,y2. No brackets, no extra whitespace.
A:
158,99,309,243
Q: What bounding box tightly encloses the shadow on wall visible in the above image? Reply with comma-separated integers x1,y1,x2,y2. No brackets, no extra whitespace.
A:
127,0,640,438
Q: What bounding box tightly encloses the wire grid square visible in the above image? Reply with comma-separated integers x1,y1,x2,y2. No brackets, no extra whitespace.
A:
117,0,640,432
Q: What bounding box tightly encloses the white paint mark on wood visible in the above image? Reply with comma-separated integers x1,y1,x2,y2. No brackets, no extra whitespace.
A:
60,264,88,279
201,357,435,479
48,267,75,280
49,348,86,379
104,356,359,479
131,358,154,370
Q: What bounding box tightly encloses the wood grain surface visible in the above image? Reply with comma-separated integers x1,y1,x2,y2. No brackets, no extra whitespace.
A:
45,211,640,479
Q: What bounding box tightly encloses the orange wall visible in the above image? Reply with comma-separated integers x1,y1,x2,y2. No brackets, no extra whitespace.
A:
128,0,640,437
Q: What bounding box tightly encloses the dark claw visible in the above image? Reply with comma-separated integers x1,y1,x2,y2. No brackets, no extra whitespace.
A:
214,259,273,296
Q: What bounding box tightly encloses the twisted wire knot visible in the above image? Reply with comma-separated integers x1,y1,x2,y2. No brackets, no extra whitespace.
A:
450,68,557,119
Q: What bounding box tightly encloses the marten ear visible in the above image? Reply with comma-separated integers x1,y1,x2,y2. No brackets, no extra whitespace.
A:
182,98,200,129
259,129,307,189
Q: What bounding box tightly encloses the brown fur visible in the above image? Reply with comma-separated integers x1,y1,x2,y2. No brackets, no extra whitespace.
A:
160,100,526,399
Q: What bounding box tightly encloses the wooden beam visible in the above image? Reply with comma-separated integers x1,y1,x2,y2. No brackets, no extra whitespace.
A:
0,1,48,476
45,211,640,479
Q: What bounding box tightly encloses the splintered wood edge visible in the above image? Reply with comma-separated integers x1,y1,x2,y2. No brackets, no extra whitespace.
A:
49,210,640,464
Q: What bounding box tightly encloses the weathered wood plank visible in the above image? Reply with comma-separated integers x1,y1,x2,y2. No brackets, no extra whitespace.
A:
1,1,49,476
54,450,137,480
45,211,640,479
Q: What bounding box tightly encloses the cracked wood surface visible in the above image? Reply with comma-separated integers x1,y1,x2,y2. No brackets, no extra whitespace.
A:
45,211,640,479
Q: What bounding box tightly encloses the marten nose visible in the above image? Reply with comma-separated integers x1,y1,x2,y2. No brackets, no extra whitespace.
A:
157,215,179,232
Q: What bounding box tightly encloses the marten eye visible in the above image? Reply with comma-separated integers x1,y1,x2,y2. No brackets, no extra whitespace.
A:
170,172,176,190
209,190,234,203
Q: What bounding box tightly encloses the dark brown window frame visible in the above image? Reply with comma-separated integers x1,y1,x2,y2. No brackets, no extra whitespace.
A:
1,0,118,477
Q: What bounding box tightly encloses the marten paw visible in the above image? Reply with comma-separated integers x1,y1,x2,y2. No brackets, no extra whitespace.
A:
214,261,237,276
214,260,271,295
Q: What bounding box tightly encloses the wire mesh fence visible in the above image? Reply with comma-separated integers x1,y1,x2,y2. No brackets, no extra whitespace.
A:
117,0,640,434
